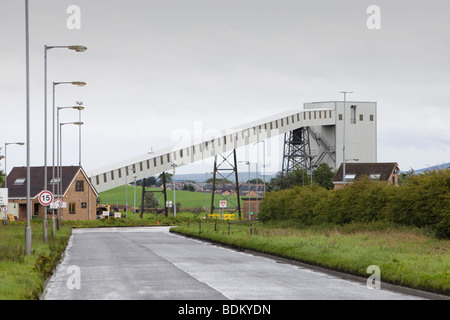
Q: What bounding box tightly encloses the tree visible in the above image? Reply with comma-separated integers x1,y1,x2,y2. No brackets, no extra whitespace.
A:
312,163,335,189
398,168,414,186
143,192,159,209
269,168,311,191
156,172,173,186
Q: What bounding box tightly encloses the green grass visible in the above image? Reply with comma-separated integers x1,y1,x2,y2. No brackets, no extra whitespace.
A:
171,220,450,296
0,221,72,300
99,185,242,209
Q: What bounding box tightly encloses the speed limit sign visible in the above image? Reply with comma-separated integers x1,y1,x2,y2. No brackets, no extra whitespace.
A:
38,190,54,206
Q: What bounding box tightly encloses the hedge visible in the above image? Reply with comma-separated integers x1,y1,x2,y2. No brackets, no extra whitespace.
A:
259,169,450,238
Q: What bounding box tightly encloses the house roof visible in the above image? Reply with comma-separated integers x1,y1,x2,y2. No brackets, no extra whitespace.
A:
333,162,399,183
2,166,98,199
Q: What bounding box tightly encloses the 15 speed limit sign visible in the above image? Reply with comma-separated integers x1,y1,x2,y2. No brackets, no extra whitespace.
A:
38,190,54,206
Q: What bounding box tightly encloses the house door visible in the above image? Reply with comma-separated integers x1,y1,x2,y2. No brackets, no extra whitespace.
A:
34,203,40,218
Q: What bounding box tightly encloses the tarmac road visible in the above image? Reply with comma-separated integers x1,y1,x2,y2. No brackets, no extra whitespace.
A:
42,226,428,300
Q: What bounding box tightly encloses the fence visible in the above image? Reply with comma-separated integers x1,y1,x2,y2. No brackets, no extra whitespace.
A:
186,218,255,236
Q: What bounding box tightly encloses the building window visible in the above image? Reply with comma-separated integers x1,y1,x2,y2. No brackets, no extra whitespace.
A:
345,174,356,180
13,178,26,185
370,114,374,121
339,114,343,121
69,203,76,214
359,114,364,121
75,180,84,191
81,202,87,208
49,178,60,184
350,105,357,124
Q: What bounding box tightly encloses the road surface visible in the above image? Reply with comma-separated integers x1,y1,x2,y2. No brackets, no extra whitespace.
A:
42,226,426,300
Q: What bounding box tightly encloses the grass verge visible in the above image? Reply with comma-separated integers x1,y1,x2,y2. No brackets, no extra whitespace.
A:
170,220,450,296
0,221,72,300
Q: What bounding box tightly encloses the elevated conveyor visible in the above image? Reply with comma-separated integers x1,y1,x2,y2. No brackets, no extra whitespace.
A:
88,107,336,193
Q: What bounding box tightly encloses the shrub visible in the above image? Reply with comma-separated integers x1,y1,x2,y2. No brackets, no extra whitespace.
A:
260,169,450,238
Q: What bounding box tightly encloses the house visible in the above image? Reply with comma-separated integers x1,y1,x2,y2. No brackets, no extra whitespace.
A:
2,166,98,221
332,162,400,189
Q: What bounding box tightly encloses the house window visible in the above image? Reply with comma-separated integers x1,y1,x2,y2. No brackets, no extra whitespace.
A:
370,114,374,121
14,178,26,185
81,202,87,208
345,174,356,180
69,203,76,214
350,105,357,124
339,114,343,121
75,180,84,192
370,174,381,180
49,178,60,184
359,114,364,121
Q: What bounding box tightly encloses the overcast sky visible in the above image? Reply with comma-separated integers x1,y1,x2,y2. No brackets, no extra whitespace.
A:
1,0,449,178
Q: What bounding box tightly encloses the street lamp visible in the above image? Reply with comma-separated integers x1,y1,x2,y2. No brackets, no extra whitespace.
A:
172,163,177,217
25,0,32,255
4,142,25,187
44,44,86,242
3,142,24,222
254,140,266,198
59,121,83,227
51,82,85,235
239,161,252,220
340,91,353,187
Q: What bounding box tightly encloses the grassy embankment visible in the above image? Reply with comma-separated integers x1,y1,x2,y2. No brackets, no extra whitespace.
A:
171,219,450,296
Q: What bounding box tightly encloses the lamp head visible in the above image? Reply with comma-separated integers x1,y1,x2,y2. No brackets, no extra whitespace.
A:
68,45,87,52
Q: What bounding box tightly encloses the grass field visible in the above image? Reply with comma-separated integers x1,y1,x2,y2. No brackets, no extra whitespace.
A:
99,185,243,209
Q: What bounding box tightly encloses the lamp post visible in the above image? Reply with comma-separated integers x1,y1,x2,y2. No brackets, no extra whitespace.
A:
25,0,32,255
4,142,25,188
59,121,83,227
340,91,353,187
254,140,266,198
239,161,252,219
56,106,84,230
44,45,86,242
3,142,24,222
133,173,137,219
75,101,84,166
52,82,85,181
51,82,85,235
171,163,177,217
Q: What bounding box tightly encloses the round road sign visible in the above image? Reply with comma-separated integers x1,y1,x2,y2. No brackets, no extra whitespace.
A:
38,190,54,206
54,198,63,209
1,206,8,213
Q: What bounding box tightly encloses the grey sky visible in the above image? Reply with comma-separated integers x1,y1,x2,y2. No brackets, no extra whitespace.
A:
1,0,449,177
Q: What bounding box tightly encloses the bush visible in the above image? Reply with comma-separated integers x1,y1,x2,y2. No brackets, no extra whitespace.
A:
260,169,450,238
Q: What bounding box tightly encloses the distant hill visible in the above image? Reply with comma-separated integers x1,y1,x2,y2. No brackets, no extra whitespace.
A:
414,162,450,174
172,172,277,182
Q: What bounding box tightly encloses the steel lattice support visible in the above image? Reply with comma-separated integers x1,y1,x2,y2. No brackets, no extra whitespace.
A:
210,149,241,219
140,173,168,217
282,127,313,172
